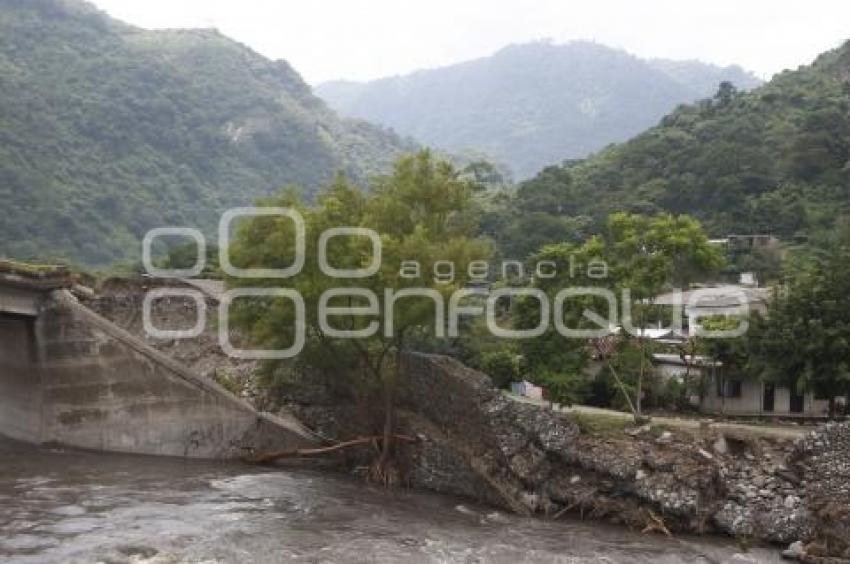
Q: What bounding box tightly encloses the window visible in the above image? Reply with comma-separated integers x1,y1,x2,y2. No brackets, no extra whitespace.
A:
716,376,743,398
725,379,743,398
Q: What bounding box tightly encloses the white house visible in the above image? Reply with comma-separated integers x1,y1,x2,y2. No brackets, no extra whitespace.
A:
651,283,770,337
699,373,844,417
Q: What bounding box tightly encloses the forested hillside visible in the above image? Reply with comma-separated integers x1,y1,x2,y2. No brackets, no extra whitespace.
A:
0,0,412,264
317,41,760,178
502,40,850,254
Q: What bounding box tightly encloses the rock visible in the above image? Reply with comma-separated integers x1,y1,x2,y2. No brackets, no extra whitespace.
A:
635,469,647,480
713,435,729,455
569,475,581,484
697,448,714,460
784,495,799,509
656,431,673,444
776,469,801,485
627,424,651,436
781,540,805,560
71,284,95,299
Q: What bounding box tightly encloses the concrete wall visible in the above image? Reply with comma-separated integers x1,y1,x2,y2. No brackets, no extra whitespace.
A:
701,374,764,413
0,314,43,443
0,289,317,458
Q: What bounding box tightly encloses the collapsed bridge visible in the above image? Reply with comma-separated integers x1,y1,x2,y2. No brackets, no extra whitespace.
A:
0,262,316,458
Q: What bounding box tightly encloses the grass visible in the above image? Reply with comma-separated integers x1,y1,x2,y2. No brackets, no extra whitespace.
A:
568,412,632,436
0,259,68,276
567,411,671,438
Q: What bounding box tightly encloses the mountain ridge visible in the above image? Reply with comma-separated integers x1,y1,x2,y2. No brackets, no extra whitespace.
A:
316,40,762,178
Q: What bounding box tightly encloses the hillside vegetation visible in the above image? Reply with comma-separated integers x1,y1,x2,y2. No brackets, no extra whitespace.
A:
317,41,760,178
0,0,412,264
507,41,850,250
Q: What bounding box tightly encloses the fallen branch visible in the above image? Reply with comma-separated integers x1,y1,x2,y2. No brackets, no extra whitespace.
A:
247,434,418,464
552,500,581,520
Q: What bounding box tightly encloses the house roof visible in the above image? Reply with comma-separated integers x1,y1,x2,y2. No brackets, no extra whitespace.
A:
652,285,771,309
652,353,722,367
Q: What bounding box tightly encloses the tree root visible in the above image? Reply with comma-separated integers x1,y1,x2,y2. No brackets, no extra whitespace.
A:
246,434,418,464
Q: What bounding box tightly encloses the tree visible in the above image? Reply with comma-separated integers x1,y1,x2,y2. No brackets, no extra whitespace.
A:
512,213,723,419
605,213,725,418
749,246,850,418
226,151,492,481
513,236,609,408
713,80,738,108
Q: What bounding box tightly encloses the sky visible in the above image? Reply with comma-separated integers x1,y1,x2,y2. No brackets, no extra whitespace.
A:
88,0,850,85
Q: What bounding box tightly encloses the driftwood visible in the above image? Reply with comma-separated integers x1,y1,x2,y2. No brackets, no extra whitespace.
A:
247,434,418,464
641,509,673,537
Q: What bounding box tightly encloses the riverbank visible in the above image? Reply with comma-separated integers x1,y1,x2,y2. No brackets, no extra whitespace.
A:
279,353,850,561
83,278,850,560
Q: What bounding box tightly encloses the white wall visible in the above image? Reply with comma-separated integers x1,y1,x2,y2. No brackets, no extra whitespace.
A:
701,374,845,416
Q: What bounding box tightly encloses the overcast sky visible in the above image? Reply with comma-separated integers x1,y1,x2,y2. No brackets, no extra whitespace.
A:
89,0,850,85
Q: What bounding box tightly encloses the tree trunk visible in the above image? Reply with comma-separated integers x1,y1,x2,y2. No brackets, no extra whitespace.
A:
378,346,402,472
828,395,836,420
378,381,395,469
606,360,638,419
636,338,645,417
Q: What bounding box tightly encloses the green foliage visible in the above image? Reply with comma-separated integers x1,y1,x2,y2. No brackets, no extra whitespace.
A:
0,0,412,265
513,236,609,404
511,212,721,413
478,350,521,389
747,239,850,413
226,150,492,403
536,370,590,407
156,241,221,277
511,40,850,248
606,212,726,297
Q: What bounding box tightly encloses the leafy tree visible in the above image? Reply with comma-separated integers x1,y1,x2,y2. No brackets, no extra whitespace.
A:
226,151,491,481
513,236,609,408
604,213,725,417
478,350,521,389
157,241,220,277
748,245,850,417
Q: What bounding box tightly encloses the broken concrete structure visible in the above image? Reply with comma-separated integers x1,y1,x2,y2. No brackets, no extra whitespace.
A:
0,269,316,458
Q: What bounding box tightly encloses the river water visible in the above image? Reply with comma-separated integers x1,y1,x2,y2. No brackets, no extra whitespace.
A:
0,437,782,564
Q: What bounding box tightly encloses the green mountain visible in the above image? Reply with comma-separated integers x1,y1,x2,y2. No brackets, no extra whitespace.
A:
0,0,412,265
316,41,761,179
512,40,850,243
